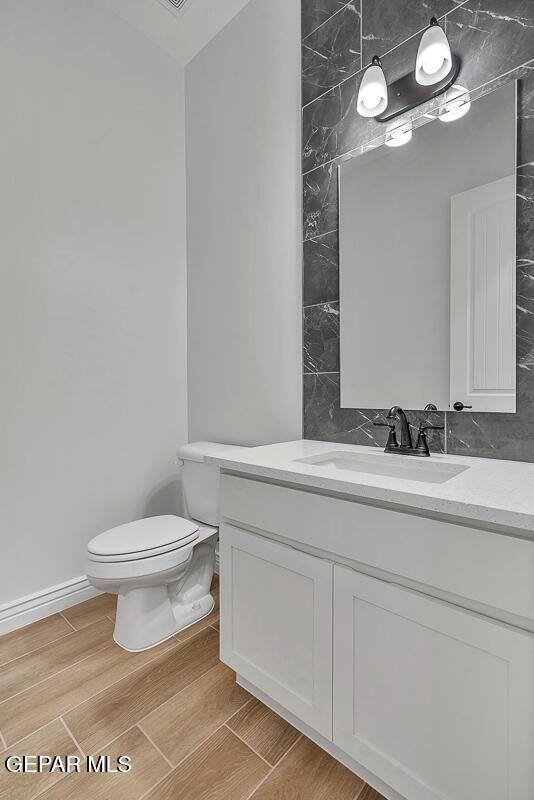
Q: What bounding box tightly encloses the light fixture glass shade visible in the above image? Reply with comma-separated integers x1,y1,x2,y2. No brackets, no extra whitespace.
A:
415,20,452,86
357,59,388,117
439,84,471,122
385,121,413,148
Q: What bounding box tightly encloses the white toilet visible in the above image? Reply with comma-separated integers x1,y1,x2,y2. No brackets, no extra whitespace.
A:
85,441,237,652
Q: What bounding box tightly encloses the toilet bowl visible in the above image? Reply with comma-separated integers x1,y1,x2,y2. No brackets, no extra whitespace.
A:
85,441,238,652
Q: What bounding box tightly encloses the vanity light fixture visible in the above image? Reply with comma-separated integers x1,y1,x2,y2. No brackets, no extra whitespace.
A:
357,17,459,124
357,56,388,118
385,121,413,148
439,84,471,122
415,17,453,86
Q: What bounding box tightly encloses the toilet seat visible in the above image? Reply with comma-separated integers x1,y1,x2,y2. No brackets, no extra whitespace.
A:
87,515,199,563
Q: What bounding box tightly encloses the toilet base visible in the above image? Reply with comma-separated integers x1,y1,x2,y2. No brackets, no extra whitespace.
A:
114,589,215,652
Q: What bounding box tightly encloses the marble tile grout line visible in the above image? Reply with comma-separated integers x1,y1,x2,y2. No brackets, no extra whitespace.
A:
301,0,471,110
303,56,534,178
304,303,339,313
303,228,339,244
303,371,340,376
302,0,357,44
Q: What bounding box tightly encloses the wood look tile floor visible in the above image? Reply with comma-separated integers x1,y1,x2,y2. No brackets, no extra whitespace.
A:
0,577,385,800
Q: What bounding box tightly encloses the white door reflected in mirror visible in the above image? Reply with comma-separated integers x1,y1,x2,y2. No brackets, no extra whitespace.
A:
450,175,516,413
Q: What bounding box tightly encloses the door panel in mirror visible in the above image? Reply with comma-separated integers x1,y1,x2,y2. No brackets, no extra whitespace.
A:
450,175,516,412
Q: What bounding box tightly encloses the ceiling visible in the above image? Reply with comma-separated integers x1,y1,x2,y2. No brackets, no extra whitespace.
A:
104,0,253,65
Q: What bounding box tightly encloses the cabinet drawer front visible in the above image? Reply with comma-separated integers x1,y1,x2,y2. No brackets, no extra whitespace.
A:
333,566,534,800
220,474,534,622
219,523,333,738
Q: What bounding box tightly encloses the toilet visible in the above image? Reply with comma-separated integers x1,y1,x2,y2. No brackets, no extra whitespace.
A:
85,441,237,652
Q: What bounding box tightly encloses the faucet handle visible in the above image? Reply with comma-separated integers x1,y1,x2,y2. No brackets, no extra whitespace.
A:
415,423,444,457
373,421,399,450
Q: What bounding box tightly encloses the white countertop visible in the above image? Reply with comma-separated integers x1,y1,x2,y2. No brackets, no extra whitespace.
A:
207,440,534,534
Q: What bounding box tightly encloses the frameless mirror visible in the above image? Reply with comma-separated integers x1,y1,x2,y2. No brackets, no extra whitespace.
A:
339,80,517,413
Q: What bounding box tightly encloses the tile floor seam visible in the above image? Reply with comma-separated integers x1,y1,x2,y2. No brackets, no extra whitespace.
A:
58,611,77,631
245,733,304,800
136,723,175,770
0,627,80,670
62,628,220,754
49,642,181,740
0,628,114,707
59,715,86,757
133,683,253,770
0,630,76,669
135,662,230,734
243,766,274,800
223,723,273,768
2,717,67,754
135,720,232,800
0,637,181,747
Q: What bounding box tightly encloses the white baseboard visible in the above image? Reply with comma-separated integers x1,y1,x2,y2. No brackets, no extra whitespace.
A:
0,576,101,636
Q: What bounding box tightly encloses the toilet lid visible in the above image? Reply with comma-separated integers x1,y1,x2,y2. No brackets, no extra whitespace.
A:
87,515,199,561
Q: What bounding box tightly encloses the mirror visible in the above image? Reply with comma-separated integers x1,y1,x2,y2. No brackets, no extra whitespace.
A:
339,81,517,413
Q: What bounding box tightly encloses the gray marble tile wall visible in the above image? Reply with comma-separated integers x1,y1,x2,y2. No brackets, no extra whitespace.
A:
301,0,534,460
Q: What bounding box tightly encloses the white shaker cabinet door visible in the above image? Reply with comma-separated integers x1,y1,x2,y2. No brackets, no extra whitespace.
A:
219,523,333,738
333,566,534,800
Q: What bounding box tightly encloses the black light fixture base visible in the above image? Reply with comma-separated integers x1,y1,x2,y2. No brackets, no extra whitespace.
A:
376,55,461,123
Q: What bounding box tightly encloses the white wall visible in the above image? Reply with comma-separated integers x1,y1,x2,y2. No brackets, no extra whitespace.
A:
185,0,302,446
105,0,255,65
0,0,188,606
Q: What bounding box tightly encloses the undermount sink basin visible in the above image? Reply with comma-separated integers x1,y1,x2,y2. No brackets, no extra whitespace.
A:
295,451,469,485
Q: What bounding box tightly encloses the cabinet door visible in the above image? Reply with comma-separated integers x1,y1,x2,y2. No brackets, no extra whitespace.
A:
220,523,333,738
333,566,534,800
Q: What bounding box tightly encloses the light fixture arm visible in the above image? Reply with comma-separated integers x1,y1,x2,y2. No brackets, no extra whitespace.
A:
376,55,460,123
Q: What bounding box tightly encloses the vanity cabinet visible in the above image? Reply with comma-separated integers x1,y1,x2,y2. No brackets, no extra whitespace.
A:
218,474,534,800
333,566,534,800
219,524,333,738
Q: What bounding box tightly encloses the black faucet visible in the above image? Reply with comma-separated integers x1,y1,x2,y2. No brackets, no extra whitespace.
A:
387,406,412,447
373,405,444,458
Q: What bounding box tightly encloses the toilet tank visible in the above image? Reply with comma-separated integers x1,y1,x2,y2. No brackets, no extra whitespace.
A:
177,442,240,526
